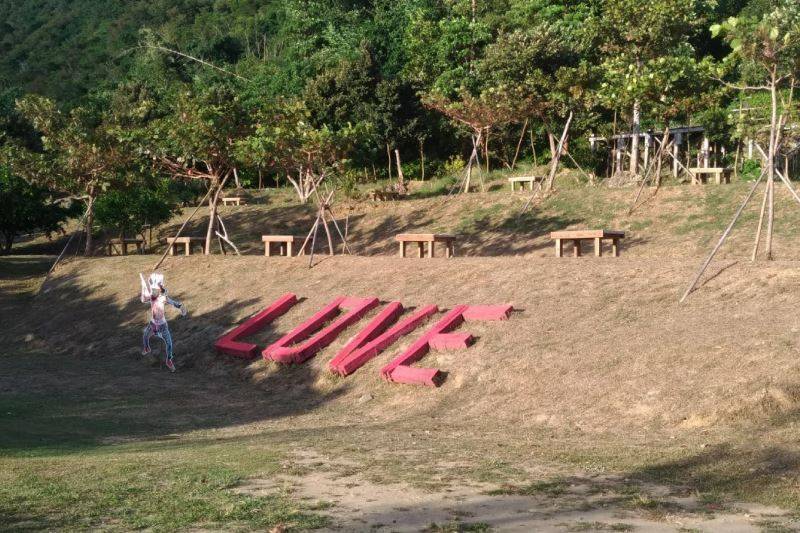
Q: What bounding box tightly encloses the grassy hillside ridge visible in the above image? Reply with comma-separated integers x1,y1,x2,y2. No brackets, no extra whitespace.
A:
15,170,800,261
140,177,800,260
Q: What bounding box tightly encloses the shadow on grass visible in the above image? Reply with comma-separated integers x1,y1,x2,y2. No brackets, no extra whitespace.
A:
0,264,349,456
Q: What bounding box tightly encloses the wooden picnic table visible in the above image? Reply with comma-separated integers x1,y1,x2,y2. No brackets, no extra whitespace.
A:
550,230,625,257
688,167,731,185
508,176,543,191
164,236,206,256
106,238,144,256
396,233,456,258
261,235,307,257
221,197,246,206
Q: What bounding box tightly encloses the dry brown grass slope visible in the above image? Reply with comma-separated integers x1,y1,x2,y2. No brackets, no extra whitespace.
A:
13,253,800,439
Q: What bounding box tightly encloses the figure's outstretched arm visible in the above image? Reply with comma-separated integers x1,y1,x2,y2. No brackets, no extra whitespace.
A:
139,273,151,303
166,295,188,317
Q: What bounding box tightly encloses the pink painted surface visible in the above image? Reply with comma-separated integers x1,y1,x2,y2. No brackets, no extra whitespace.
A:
380,305,468,379
429,332,473,350
388,366,444,387
262,297,345,360
267,297,380,364
462,304,513,321
334,304,439,376
328,302,403,373
214,293,297,359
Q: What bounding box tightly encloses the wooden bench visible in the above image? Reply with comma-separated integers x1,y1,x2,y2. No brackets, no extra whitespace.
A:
221,197,246,206
550,230,625,257
688,167,731,185
107,238,144,256
164,236,206,256
396,233,456,258
261,235,307,257
508,176,543,191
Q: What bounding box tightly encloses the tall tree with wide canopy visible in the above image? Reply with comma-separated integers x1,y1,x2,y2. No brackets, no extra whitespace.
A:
711,0,800,259
116,82,251,254
237,99,366,203
593,0,715,175
11,94,130,255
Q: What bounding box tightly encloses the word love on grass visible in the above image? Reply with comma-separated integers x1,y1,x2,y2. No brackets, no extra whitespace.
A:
214,293,512,387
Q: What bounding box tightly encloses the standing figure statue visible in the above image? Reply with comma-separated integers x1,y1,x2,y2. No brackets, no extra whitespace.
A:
140,272,187,372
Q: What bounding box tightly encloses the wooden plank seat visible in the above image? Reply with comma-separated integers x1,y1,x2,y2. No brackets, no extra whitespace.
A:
107,238,144,256
164,236,205,256
395,233,456,258
688,167,732,185
261,235,308,257
549,230,625,257
508,176,543,191
221,196,246,206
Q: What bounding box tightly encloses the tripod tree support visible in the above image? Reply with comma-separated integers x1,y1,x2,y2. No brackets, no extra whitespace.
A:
680,169,766,302
152,185,215,271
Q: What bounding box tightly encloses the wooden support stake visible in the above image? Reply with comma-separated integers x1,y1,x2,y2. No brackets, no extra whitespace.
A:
629,128,670,214
511,118,528,170
544,112,573,192
680,169,766,302
751,183,768,261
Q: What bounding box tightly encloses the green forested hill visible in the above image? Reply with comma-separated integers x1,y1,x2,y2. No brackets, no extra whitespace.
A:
0,0,411,105
0,1,157,102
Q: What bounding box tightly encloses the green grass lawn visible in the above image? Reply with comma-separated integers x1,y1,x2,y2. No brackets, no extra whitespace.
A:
0,352,330,532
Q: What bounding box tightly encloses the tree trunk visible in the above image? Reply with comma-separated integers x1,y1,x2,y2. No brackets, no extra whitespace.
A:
548,132,557,160
419,139,425,180
1,232,13,254
765,70,779,260
258,168,263,189
386,143,393,181
484,130,490,173
512,119,528,170
630,99,641,175
205,181,220,255
545,112,573,192
83,190,96,256
394,149,406,192
464,130,482,194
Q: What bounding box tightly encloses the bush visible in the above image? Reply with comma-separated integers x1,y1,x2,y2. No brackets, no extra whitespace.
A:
439,155,465,179
95,179,179,238
741,159,761,182
0,167,70,253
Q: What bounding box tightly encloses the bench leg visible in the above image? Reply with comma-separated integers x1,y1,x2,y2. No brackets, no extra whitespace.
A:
287,241,293,257
169,244,175,256
185,243,190,256
417,242,424,258
573,240,581,257
595,237,602,257
612,238,619,257
428,242,434,258
555,239,562,258
445,242,453,258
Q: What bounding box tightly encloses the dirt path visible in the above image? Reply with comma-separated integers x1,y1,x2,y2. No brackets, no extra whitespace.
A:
239,454,796,532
